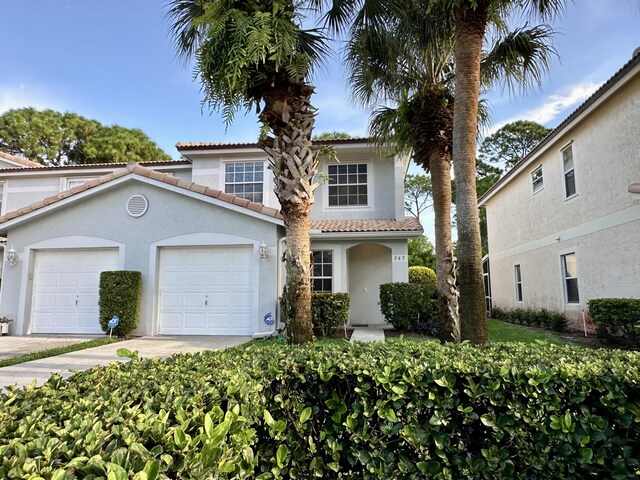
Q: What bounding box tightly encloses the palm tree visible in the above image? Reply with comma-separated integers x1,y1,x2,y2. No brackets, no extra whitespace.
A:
343,0,556,342
166,0,329,344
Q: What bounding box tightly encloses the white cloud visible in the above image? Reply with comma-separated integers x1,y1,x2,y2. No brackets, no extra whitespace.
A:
485,81,602,136
0,84,63,114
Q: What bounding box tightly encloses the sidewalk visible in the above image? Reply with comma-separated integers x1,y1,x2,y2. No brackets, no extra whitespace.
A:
350,328,386,343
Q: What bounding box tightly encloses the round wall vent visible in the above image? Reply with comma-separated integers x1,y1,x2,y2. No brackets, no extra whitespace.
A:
126,194,149,217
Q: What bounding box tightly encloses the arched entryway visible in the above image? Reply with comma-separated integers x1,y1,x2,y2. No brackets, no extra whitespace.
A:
347,243,392,325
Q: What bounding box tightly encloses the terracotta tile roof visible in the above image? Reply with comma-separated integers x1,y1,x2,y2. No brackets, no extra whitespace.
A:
310,217,423,233
0,151,44,168
0,161,283,225
0,159,189,174
176,138,371,150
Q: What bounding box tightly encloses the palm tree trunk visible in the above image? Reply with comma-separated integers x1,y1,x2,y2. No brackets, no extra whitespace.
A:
261,83,317,344
452,5,489,344
429,150,460,342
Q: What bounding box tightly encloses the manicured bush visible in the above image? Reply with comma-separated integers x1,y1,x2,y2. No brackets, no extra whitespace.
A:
589,298,640,347
379,282,436,331
311,292,349,337
493,306,568,332
408,266,437,292
1,341,639,479
99,270,142,337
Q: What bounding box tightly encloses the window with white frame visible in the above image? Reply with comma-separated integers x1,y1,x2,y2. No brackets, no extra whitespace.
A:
514,264,523,302
0,182,4,215
561,253,580,304
328,163,368,206
562,145,576,198
531,166,544,193
65,177,97,190
224,161,264,203
311,250,333,292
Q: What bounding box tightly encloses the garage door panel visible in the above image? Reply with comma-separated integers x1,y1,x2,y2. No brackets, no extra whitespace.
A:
32,249,118,334
158,246,254,335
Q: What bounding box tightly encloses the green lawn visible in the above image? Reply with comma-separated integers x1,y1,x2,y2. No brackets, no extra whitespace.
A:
0,337,122,368
488,319,567,344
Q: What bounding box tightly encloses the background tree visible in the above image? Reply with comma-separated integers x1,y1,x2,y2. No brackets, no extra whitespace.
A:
313,131,352,140
408,235,436,269
404,174,432,219
479,120,551,170
0,107,170,165
167,0,328,344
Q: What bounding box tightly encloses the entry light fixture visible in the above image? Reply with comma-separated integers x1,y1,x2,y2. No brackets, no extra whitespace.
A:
6,246,18,267
259,242,268,259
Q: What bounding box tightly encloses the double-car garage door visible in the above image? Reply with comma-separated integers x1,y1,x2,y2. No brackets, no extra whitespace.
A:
30,246,254,335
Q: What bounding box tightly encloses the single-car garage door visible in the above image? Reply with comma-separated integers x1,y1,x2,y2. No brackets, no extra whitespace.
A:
31,249,119,334
158,246,254,335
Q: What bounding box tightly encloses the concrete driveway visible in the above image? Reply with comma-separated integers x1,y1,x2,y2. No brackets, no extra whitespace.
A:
0,335,251,390
0,335,102,361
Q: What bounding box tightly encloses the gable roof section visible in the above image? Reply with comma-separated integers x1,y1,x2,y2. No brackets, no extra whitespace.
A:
0,151,44,169
311,218,423,235
176,138,371,151
0,161,282,230
0,159,189,175
479,50,640,206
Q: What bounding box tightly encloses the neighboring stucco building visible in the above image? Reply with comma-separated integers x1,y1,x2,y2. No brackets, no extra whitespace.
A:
479,49,640,329
0,140,421,336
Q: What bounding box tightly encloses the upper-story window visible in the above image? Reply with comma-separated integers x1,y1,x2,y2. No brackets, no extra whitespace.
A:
0,181,4,215
562,145,577,198
64,177,97,190
561,252,580,304
328,163,368,207
225,161,264,203
531,166,544,194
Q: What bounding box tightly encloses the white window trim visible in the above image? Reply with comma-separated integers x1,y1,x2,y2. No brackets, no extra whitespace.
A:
561,142,579,201
61,177,98,191
559,250,580,306
222,159,267,204
311,249,334,293
323,160,374,211
531,165,544,195
514,264,523,303
0,180,6,216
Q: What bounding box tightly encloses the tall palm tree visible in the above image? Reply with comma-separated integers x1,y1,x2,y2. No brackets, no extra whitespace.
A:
166,0,329,344
343,0,556,341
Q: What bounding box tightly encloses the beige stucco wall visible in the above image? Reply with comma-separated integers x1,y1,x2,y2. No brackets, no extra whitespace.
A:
484,69,640,327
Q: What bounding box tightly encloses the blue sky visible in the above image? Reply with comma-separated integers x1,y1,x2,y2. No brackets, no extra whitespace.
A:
1,1,639,239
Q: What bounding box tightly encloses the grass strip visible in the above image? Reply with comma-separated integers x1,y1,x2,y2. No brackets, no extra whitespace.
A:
0,337,122,368
488,318,567,344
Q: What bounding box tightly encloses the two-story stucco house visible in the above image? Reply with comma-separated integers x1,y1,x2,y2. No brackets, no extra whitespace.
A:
479,49,640,329
0,139,421,336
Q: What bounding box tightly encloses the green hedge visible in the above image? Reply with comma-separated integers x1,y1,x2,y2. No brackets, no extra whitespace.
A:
379,282,436,331
492,306,568,332
0,341,638,479
588,298,640,347
99,270,142,337
408,266,437,292
311,293,349,337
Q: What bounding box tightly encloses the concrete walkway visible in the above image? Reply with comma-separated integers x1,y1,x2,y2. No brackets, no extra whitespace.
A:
0,335,102,361
0,335,250,390
350,328,386,343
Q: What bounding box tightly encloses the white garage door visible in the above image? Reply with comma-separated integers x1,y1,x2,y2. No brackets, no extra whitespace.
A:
32,249,119,334
158,246,254,335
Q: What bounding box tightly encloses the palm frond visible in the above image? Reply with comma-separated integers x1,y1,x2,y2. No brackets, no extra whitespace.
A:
164,0,210,64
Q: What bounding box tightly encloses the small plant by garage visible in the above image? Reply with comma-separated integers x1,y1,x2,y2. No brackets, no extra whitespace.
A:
98,271,142,337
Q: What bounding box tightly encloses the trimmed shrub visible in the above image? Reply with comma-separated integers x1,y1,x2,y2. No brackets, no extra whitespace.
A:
99,270,142,337
493,306,568,332
311,292,349,337
379,282,436,331
408,266,437,293
0,341,638,479
589,298,640,347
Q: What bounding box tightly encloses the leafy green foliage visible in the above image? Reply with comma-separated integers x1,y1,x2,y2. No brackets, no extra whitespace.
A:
0,108,170,166
99,271,142,337
379,282,436,331
588,298,640,347
479,120,551,170
312,131,352,140
311,293,349,337
493,306,568,332
1,341,639,478
404,174,432,218
408,266,437,289
408,235,436,269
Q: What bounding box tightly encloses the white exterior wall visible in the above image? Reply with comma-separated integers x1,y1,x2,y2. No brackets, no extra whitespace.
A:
484,69,640,328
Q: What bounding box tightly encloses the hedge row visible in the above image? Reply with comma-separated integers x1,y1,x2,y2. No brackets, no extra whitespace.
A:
311,293,349,337
1,341,639,479
588,298,640,347
379,282,436,332
99,270,142,337
492,306,568,332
